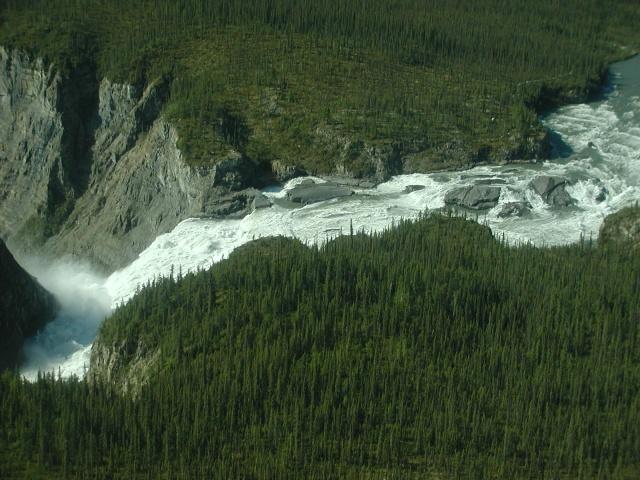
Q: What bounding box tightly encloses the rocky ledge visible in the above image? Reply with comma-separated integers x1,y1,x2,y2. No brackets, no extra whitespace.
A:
286,181,354,206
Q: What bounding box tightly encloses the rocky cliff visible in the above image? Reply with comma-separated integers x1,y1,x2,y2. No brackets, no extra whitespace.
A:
0,46,551,272
0,47,262,272
89,336,159,396
0,238,57,370
599,206,640,249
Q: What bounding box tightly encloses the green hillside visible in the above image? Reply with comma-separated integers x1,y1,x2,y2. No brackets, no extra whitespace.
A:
1,1,639,174
1,215,639,478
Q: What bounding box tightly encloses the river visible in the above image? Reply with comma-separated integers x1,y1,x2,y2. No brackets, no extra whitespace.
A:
20,54,640,380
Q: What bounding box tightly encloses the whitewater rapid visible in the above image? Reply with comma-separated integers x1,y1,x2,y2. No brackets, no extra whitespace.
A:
20,54,640,379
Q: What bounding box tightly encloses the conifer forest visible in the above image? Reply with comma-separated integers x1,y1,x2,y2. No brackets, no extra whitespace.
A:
1,216,640,478
1,1,640,479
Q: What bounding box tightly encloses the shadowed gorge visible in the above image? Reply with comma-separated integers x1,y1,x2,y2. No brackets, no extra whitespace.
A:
0,240,58,370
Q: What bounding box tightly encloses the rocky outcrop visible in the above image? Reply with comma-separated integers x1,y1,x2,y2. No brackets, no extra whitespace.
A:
314,126,403,182
287,181,354,205
444,185,502,210
0,47,262,272
529,175,574,207
599,206,640,249
271,160,305,182
89,337,159,396
403,127,550,174
0,47,68,246
0,239,58,370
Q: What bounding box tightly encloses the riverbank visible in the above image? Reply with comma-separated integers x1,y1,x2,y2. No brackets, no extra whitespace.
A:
2,1,639,175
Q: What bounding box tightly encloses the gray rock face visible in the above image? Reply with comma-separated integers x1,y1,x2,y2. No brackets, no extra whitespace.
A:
0,47,256,272
444,185,502,210
0,239,58,370
287,182,354,205
498,201,532,218
529,175,574,207
0,47,66,244
271,160,305,182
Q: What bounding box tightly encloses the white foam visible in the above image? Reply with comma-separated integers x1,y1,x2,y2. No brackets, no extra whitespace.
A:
19,260,111,380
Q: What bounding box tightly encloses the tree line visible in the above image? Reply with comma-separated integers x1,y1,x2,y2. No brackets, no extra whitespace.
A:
1,215,638,478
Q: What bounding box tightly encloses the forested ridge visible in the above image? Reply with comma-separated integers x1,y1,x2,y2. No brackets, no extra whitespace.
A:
1,215,639,478
1,1,639,172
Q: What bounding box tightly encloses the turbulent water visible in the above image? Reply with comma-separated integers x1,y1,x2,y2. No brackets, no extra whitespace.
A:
20,54,640,379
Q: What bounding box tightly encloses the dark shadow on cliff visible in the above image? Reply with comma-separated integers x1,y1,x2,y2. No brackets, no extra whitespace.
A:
59,61,100,199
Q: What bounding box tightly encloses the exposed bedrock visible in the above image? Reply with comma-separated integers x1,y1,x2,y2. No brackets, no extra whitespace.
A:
0,47,262,272
529,175,575,207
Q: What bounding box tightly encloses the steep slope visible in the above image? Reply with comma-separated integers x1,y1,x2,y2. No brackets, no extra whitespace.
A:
1,2,639,271
0,238,57,370
0,47,262,271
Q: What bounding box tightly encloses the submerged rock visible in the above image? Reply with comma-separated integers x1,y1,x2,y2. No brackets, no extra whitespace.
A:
498,201,532,218
444,185,502,210
403,184,426,193
595,186,608,203
529,175,575,207
287,182,354,205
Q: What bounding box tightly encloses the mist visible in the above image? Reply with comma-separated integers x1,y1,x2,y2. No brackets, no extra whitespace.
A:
18,256,112,380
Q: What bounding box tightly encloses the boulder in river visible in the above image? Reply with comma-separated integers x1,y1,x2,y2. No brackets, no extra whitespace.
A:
444,185,502,210
529,176,575,207
404,184,426,194
252,193,272,210
595,186,608,203
287,182,354,205
498,201,532,218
